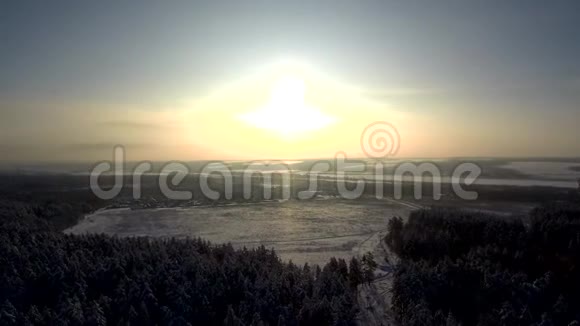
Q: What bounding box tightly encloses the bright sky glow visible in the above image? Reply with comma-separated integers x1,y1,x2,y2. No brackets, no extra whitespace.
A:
239,76,336,138
1,1,579,161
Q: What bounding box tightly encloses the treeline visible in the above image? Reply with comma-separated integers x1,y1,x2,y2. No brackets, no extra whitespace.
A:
0,201,365,325
0,199,100,231
385,203,580,325
0,174,106,230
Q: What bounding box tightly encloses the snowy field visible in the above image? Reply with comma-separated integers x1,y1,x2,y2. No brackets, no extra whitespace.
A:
65,199,411,266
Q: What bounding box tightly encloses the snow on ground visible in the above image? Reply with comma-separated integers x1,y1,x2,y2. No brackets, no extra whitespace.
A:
66,198,525,325
65,199,411,267
65,198,411,325
356,229,398,326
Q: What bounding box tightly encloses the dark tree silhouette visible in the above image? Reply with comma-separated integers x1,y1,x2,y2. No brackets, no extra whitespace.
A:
386,204,580,326
0,200,361,325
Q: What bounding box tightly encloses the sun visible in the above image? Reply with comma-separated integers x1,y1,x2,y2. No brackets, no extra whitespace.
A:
239,75,336,138
270,75,306,107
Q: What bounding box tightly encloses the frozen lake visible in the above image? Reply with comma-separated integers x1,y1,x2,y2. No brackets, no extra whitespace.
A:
65,199,412,266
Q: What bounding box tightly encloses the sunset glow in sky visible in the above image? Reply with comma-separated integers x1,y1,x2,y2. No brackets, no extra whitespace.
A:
1,1,579,161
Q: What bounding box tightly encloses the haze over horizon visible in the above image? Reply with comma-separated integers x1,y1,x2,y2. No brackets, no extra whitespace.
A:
1,1,579,162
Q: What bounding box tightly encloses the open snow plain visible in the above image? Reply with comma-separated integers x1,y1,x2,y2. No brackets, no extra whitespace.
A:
65,199,411,266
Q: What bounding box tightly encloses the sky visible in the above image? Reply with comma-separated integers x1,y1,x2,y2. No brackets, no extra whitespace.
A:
1,0,579,162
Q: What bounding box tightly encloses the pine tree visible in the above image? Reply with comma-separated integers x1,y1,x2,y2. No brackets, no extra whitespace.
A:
0,300,18,325
224,306,242,326
348,257,363,288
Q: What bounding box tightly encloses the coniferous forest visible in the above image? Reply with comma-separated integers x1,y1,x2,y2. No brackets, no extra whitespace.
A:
3,189,580,325
0,200,362,325
386,203,580,326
